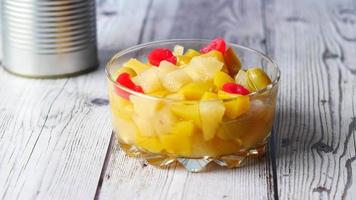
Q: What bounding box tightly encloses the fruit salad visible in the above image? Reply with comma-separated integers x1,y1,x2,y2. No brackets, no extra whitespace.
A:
107,38,278,158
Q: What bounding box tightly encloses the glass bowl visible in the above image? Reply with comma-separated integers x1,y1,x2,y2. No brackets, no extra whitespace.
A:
106,39,280,172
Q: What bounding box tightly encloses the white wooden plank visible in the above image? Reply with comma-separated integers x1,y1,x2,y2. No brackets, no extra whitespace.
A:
0,0,3,61
0,1,124,199
0,67,112,199
98,1,276,200
265,0,356,199
99,145,273,200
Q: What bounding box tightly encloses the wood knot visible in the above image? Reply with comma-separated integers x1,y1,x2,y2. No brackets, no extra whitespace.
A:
311,142,333,153
91,98,109,106
281,138,290,148
322,49,339,60
101,11,117,16
320,99,328,105
313,186,329,193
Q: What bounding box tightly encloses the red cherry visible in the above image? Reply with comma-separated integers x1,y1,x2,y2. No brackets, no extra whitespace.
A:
234,85,250,95
148,48,177,66
116,73,136,90
222,83,250,95
222,83,237,93
200,37,226,54
134,85,144,93
115,73,144,99
165,55,177,65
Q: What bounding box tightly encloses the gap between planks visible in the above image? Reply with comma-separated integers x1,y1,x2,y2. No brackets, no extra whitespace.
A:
94,132,115,200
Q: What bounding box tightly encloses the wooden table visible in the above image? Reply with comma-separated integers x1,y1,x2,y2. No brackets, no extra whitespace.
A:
0,0,355,199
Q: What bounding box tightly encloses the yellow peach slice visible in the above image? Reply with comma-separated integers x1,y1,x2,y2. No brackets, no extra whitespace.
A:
114,67,137,78
170,103,201,129
213,71,234,89
200,50,224,62
218,91,250,119
179,82,212,100
160,121,195,156
201,91,218,100
184,49,200,58
123,58,150,74
136,134,163,153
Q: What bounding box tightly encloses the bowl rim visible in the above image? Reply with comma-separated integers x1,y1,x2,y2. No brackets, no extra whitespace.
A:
105,39,280,102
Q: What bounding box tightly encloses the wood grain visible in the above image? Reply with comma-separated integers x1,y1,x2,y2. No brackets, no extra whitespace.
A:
0,68,112,199
264,0,356,199
0,0,355,199
97,0,277,200
0,1,115,199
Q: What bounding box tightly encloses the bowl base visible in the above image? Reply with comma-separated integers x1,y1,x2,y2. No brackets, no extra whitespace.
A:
119,143,267,172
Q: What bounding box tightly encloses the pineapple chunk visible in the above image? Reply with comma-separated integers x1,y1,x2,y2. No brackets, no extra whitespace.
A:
190,134,216,156
114,67,137,78
165,92,185,100
158,61,177,79
153,106,178,135
132,115,156,136
149,90,170,97
177,49,200,66
136,134,163,153
113,117,138,145
134,67,163,93
201,91,218,100
123,58,150,74
201,50,224,62
160,121,195,156
218,91,250,119
109,87,133,120
131,76,139,85
183,56,224,81
235,70,251,90
213,71,234,89
184,49,200,57
199,100,225,140
162,69,192,92
173,45,184,56
224,98,250,119
179,82,212,100
130,95,165,136
170,103,201,129
177,55,192,66
182,65,205,81
130,95,164,118
111,100,134,121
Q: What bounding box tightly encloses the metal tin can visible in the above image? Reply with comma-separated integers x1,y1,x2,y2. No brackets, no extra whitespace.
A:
1,0,98,78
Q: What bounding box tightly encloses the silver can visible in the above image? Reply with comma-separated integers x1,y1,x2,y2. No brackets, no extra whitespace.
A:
1,0,98,78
